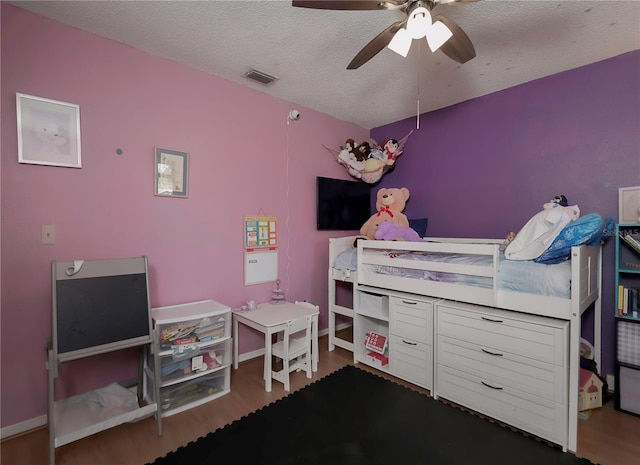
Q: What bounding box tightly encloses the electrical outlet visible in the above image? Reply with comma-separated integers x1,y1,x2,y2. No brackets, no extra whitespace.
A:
41,225,56,245
606,374,615,392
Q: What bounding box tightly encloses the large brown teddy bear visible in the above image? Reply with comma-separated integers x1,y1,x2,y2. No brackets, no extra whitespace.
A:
359,187,410,240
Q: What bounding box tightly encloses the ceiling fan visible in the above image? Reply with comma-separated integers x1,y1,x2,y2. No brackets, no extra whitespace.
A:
292,0,477,69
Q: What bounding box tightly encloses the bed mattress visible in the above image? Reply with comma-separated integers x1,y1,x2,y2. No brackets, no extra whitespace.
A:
333,248,571,298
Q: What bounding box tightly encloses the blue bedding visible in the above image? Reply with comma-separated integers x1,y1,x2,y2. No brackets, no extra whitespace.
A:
534,213,614,264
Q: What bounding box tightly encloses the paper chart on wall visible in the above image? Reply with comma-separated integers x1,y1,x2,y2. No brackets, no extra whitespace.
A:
244,216,278,249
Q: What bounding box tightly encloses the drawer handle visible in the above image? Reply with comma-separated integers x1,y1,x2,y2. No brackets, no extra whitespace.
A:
401,300,417,305
481,316,503,323
481,381,504,391
402,339,417,346
481,348,503,357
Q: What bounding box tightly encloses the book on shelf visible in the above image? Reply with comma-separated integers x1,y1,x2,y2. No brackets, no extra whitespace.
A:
622,234,640,255
630,288,639,318
624,288,629,315
618,285,640,317
618,285,624,317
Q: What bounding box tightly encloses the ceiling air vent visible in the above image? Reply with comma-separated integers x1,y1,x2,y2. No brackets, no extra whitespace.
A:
244,69,278,85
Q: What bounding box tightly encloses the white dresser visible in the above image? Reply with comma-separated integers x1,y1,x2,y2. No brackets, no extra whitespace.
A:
435,300,569,446
389,296,434,389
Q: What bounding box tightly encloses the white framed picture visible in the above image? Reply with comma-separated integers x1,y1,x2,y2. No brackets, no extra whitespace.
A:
16,93,81,168
154,147,189,198
619,186,640,224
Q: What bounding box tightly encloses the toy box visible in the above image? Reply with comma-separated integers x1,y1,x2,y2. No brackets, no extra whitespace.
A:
365,351,389,368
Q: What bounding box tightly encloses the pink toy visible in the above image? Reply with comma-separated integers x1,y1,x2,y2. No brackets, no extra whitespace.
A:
375,221,422,242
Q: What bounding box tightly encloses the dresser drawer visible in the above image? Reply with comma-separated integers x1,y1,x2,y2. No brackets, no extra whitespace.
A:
158,338,232,384
437,336,565,403
437,302,567,366
156,312,230,351
390,296,433,344
436,364,566,445
160,369,228,413
390,335,432,389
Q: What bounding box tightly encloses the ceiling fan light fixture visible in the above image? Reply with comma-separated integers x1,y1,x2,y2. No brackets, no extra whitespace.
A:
425,20,453,52
388,27,413,57
406,6,431,39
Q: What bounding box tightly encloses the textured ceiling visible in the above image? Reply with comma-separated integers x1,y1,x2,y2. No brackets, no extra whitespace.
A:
9,0,640,128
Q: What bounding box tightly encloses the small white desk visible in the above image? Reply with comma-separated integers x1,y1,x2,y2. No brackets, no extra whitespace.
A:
233,301,319,392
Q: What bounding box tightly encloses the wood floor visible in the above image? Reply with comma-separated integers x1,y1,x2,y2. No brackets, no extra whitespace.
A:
2,334,639,465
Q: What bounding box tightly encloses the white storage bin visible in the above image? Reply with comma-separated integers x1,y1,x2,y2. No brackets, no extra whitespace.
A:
619,366,640,415
359,292,389,317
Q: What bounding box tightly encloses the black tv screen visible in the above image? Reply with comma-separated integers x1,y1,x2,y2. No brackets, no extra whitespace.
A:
316,176,372,230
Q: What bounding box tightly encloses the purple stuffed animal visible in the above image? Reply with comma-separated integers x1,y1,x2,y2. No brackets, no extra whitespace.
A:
374,221,422,242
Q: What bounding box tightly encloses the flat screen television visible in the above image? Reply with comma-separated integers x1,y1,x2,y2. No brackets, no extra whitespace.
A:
316,176,372,230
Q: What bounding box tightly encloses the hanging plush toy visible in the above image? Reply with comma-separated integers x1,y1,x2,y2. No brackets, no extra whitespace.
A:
322,130,413,184
361,158,386,183
383,139,401,164
337,147,364,178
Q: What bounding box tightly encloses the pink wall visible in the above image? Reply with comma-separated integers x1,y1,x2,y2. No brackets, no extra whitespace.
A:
1,3,368,429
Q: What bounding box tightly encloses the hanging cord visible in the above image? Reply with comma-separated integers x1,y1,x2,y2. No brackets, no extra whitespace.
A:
283,116,292,296
416,44,420,130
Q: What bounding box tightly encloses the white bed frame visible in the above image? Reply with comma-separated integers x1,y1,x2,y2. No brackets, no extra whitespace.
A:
328,236,358,353
328,236,602,454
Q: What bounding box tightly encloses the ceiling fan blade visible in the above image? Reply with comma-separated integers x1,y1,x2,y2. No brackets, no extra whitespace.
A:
436,0,481,4
347,20,405,69
433,14,475,64
292,1,403,10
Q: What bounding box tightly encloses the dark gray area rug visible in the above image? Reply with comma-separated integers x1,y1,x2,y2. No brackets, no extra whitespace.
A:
148,365,594,465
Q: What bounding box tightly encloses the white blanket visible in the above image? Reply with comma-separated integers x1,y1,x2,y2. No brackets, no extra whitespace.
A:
505,206,578,260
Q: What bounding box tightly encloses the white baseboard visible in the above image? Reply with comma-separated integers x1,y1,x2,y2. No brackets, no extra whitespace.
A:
333,322,352,332
1,414,46,440
2,326,344,440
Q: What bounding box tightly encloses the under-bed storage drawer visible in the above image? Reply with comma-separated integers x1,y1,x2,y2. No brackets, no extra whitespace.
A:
437,301,568,366
390,296,433,344
389,296,435,389
437,336,565,402
435,300,569,447
390,335,432,388
436,364,567,445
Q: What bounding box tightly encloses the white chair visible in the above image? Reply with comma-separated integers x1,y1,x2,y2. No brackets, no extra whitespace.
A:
294,300,319,313
276,300,319,343
293,300,319,336
293,301,319,372
271,315,312,391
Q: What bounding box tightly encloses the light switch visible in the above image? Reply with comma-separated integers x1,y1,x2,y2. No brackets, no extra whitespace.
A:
41,225,56,245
